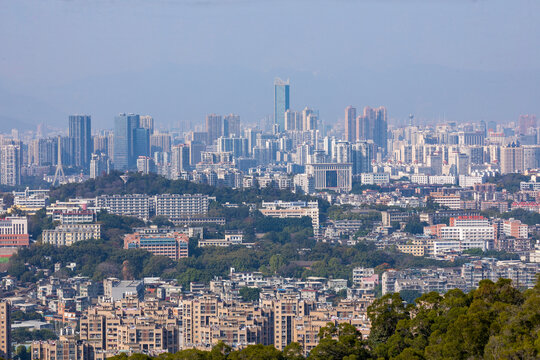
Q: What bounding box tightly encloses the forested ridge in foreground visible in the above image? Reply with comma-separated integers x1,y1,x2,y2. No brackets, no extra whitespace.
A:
77,279,540,359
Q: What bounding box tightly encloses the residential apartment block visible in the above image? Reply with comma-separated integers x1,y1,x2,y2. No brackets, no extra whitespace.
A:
42,224,101,246
0,301,10,360
95,194,153,220
155,194,212,217
260,201,320,236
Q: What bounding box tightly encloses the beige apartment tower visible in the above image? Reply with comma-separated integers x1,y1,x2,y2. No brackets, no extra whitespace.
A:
0,301,11,360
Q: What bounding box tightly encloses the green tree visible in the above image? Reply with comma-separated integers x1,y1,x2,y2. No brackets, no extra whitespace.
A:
151,215,174,227
14,346,30,360
228,344,283,360
367,293,408,354
239,287,261,302
282,342,304,360
310,323,370,360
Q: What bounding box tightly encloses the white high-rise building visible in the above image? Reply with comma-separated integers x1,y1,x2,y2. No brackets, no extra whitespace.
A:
0,144,21,186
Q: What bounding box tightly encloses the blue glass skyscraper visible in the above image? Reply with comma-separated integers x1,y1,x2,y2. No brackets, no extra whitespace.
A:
113,113,139,170
68,114,92,168
274,78,290,132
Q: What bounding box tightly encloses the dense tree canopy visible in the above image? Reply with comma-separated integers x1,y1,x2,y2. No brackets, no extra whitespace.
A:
368,278,540,359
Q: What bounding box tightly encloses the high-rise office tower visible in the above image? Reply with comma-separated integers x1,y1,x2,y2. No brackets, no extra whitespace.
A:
206,114,223,144
0,301,11,360
133,127,150,159
345,106,357,142
351,141,373,174
188,141,206,166
274,78,290,132
373,106,388,153
501,143,524,174
68,115,92,168
224,114,241,137
356,106,387,154
113,113,140,171
0,144,21,186
139,115,154,134
172,145,191,177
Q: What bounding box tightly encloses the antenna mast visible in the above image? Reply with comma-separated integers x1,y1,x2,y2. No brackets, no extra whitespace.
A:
52,135,65,186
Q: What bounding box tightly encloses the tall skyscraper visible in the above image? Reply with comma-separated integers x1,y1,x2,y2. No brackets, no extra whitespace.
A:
274,78,290,132
90,153,110,179
113,113,140,171
501,143,524,174
224,114,241,137
284,110,301,131
373,106,388,153
172,144,191,177
150,132,172,154
206,114,223,144
0,301,11,360
133,127,150,159
345,106,357,142
68,115,92,168
351,141,373,174
139,115,154,134
356,106,388,154
0,144,21,186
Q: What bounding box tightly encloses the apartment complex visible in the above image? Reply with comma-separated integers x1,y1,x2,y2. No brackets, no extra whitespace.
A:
0,301,10,360
42,224,101,246
94,194,213,222
52,210,95,224
430,192,461,210
260,201,320,236
79,298,179,357
155,194,212,217
95,194,152,220
32,337,92,360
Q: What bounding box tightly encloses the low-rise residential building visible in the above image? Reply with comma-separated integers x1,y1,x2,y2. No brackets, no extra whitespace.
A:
360,172,390,185
42,224,101,246
198,231,244,247
430,192,461,210
52,209,95,224
260,201,320,237
381,210,412,227
103,279,144,300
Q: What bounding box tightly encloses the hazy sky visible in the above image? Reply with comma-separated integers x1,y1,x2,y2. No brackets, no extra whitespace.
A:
1,0,539,131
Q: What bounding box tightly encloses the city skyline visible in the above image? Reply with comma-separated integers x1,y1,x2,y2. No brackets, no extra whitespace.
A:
1,0,540,130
